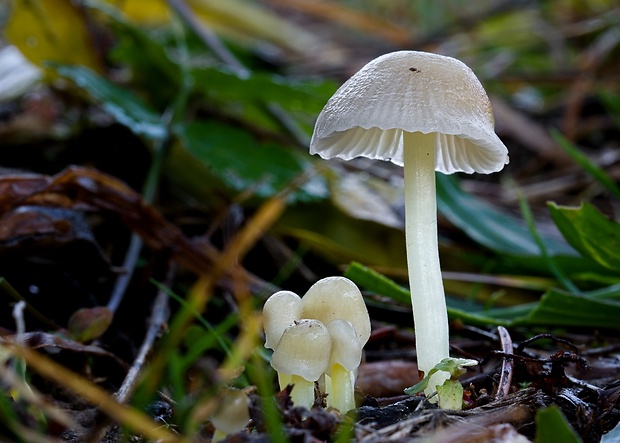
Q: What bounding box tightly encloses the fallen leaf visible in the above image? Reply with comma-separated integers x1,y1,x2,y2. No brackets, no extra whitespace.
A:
67,307,114,343
0,166,272,293
6,0,102,73
357,360,419,398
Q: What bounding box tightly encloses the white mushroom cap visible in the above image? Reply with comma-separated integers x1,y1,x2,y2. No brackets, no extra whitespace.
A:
310,51,509,174
325,320,362,374
301,276,371,345
270,319,331,382
210,389,250,435
262,290,303,350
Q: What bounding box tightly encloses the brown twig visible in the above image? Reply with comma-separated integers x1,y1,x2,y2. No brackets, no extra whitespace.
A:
118,278,172,402
87,265,174,442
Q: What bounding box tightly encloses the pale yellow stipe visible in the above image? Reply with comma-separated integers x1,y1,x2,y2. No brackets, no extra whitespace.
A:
279,373,315,409
326,363,355,412
212,429,228,442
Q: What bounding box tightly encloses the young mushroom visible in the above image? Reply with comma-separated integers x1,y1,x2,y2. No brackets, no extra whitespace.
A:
309,51,508,400
210,389,250,442
269,319,331,409
324,319,363,412
301,277,371,411
300,276,371,345
262,290,303,350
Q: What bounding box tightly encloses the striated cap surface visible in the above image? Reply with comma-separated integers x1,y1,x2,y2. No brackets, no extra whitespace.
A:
270,319,332,382
263,290,303,350
310,51,509,174
325,319,363,374
301,276,371,345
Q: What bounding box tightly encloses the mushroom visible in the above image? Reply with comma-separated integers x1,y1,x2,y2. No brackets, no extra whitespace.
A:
309,51,508,399
262,290,303,349
324,319,363,412
300,276,371,345
270,319,331,408
301,277,371,411
210,389,250,442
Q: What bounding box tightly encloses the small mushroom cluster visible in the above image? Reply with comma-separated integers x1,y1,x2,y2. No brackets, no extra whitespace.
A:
263,276,370,412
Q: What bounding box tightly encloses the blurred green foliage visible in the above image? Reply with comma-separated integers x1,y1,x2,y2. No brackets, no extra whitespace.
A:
5,0,620,333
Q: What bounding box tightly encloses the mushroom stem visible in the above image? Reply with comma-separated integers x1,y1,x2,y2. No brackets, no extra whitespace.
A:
325,364,355,412
403,130,450,397
278,373,316,409
212,429,228,442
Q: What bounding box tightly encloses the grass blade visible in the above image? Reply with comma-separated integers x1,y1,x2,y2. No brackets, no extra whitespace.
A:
550,129,620,199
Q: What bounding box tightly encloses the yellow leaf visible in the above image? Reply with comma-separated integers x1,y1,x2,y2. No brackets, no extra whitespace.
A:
102,0,171,25
5,0,102,73
189,0,321,55
103,0,321,55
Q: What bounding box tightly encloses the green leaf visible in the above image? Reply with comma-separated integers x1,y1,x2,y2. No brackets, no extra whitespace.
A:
535,406,582,443
346,261,620,330
173,121,326,201
344,262,509,327
599,91,620,130
190,66,336,138
436,175,614,282
344,262,410,304
94,2,185,107
584,283,620,300
403,361,447,395
519,191,579,294
522,288,620,330
180,315,237,372
550,129,620,199
52,64,167,141
548,202,620,272
482,282,620,322
404,373,431,395
191,67,335,115
404,357,476,396
436,174,574,256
